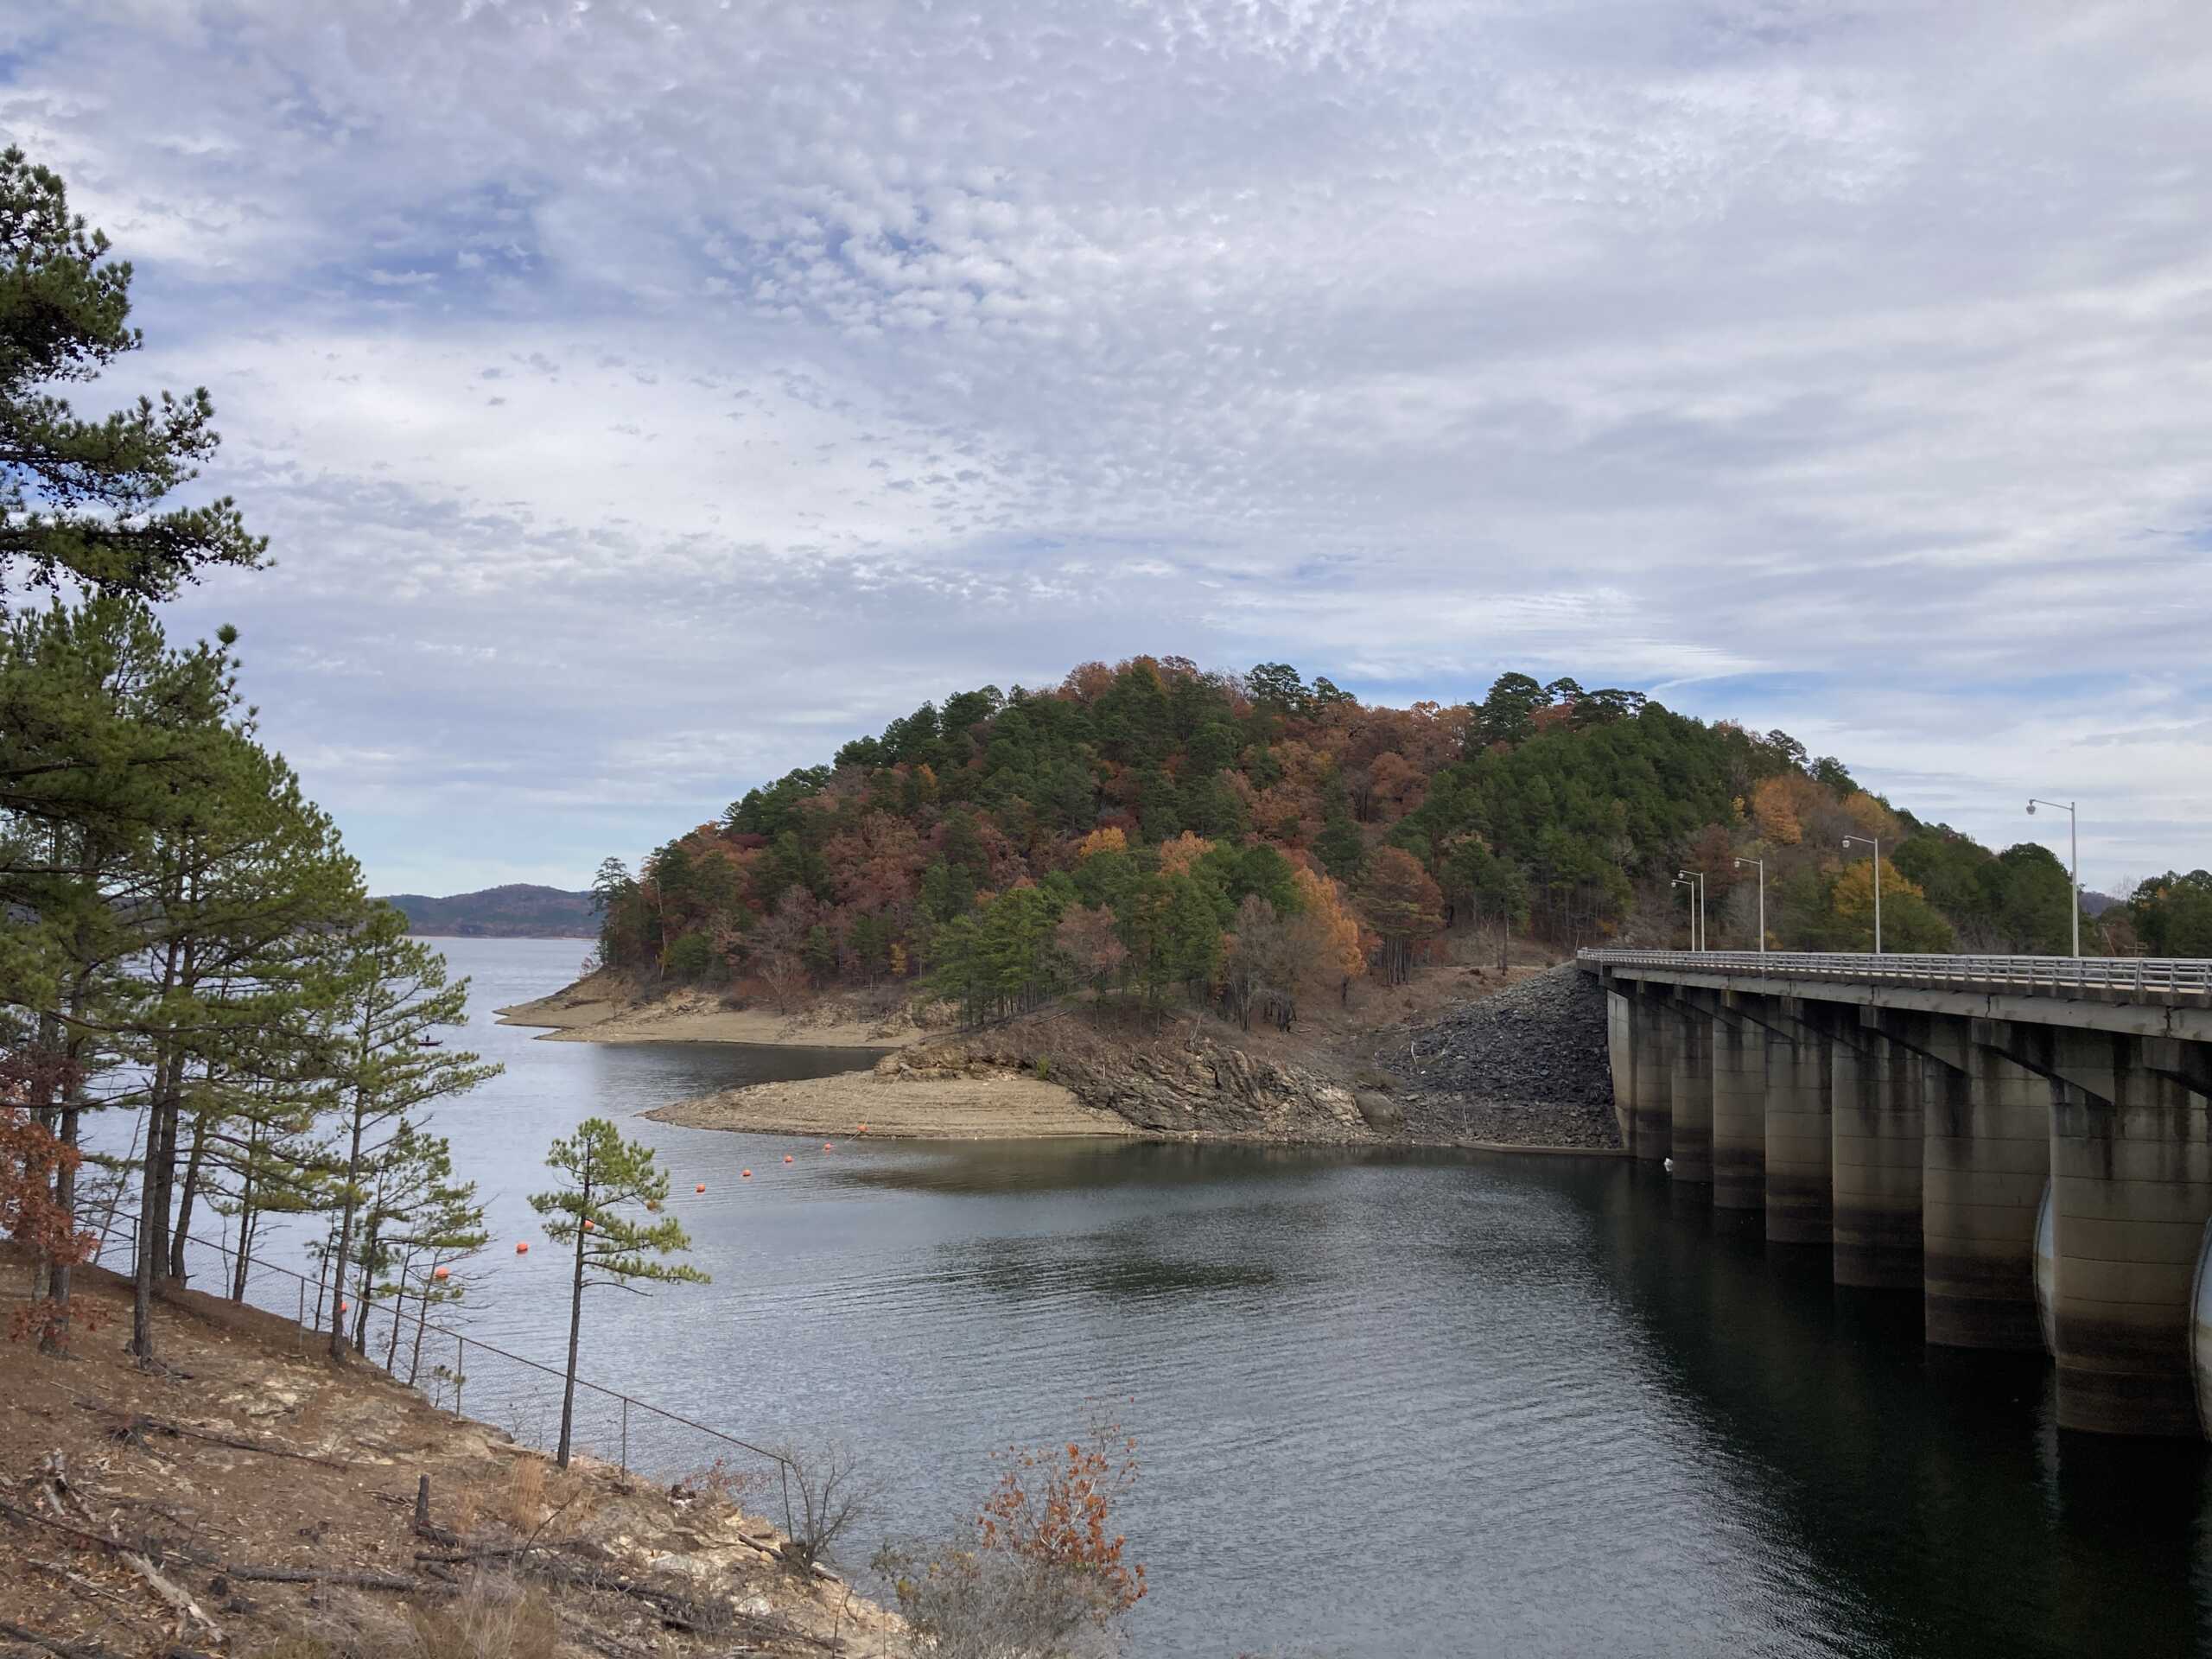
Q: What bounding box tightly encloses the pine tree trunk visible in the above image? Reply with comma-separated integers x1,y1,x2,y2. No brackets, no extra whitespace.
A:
384,1262,406,1373
328,1100,366,1362
132,935,184,1364
557,1192,588,1470
41,1101,80,1355
407,1269,435,1386
169,1107,208,1283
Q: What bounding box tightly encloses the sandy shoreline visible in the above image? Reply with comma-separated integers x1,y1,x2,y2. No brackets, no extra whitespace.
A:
646,1069,1141,1141
497,979,924,1049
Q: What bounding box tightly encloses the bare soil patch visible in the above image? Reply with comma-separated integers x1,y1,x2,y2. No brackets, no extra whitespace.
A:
645,1071,1135,1141
0,1254,900,1658
497,973,927,1051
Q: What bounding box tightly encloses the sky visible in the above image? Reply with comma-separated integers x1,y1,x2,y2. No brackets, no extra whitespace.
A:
4,0,2208,898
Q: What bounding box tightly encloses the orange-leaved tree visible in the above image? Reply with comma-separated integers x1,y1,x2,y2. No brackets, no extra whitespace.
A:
1288,864,1368,1005
1071,825,1128,861
0,1098,99,1348
1361,848,1444,986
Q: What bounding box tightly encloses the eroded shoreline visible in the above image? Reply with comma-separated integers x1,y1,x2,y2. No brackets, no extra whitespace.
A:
496,974,925,1050
645,1067,1140,1141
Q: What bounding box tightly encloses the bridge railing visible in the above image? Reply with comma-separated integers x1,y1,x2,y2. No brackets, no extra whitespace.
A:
1576,949,2212,1001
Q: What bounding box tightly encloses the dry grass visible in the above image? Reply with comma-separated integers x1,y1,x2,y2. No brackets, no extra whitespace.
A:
409,1575,563,1659
502,1456,545,1532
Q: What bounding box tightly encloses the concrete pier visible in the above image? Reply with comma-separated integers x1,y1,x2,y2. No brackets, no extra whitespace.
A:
1831,1023,1924,1289
1764,1016,1834,1245
2044,1032,2212,1437
1922,1036,2050,1351
1710,1007,1767,1211
1628,989,1673,1164
1668,1001,1713,1185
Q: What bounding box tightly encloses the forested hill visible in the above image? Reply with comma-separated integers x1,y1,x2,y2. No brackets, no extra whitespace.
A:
380,884,597,938
590,658,2161,1012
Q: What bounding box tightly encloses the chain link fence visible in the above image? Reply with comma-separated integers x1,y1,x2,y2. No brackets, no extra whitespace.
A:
92,1214,791,1497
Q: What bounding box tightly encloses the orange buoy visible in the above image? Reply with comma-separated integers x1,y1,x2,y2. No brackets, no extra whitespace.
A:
340,1300,351,1314
741,1169,753,1179
696,1183,706,1193
823,1141,836,1151
516,1241,530,1255
432,1266,451,1281
857,1122,868,1134
583,1218,595,1232
783,1154,794,1164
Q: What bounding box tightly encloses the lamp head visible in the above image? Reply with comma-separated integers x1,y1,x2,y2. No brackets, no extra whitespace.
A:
2025,800,2037,816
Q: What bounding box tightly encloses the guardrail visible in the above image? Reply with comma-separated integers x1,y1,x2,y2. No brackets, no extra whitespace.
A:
1576,949,2212,1000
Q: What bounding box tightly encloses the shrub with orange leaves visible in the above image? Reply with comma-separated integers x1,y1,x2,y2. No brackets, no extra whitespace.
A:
976,1420,1147,1616
875,1412,1148,1654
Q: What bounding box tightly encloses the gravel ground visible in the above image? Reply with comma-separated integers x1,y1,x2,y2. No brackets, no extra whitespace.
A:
1379,964,1622,1149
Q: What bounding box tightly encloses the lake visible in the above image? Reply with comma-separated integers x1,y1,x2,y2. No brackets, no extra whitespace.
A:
158,938,2212,1656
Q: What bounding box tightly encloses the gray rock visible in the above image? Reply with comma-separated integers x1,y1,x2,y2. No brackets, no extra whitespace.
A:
1355,1090,1405,1131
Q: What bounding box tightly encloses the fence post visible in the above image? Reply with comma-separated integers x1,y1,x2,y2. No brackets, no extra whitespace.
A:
296,1279,306,1350
455,1335,466,1421
621,1397,629,1477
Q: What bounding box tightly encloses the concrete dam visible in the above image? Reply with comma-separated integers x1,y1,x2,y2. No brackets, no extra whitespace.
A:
1580,950,2212,1439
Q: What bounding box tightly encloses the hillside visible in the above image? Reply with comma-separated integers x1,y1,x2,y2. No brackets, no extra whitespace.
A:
379,882,597,938
588,658,2126,1020
0,1254,900,1657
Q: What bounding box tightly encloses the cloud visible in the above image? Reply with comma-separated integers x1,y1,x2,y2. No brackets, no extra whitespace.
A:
3,0,2207,892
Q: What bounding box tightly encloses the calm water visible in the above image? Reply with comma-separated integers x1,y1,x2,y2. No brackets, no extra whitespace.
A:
190,939,2212,1656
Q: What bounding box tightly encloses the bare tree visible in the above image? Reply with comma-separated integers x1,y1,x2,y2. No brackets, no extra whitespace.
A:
776,1441,874,1573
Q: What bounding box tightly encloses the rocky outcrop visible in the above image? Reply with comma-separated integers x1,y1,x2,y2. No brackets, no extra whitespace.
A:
884,1022,1376,1143
1380,965,1621,1150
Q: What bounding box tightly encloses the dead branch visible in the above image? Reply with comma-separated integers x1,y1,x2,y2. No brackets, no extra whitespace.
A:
0,1622,112,1659
71,1402,353,1471
0,1496,134,1555
219,1564,453,1595
121,1551,221,1642
0,1497,220,1644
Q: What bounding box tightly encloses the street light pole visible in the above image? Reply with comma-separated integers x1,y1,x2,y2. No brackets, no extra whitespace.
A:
1676,869,1706,951
1671,876,1700,952
1734,856,1765,952
1841,836,1882,954
2026,798,2080,958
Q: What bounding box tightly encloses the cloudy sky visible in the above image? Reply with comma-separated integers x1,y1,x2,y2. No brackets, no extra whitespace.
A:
6,1,2208,896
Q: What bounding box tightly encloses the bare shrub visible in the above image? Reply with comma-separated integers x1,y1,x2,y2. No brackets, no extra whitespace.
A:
409,1574,562,1659
776,1440,875,1573
875,1414,1146,1657
676,1453,772,1510
873,1542,1129,1659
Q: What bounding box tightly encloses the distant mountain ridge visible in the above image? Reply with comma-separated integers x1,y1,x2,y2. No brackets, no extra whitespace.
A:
378,883,597,938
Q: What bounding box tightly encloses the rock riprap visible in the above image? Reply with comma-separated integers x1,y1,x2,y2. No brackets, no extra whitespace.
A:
1381,965,1620,1149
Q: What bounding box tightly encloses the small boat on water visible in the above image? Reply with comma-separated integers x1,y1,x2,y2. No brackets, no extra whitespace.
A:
416,1036,444,1047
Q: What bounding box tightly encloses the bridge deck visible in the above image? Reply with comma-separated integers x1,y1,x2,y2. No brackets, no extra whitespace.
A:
1579,950,2212,1039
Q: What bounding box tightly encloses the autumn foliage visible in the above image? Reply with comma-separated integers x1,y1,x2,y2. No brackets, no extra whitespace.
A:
976,1421,1147,1616
0,1103,98,1344
593,656,2051,993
